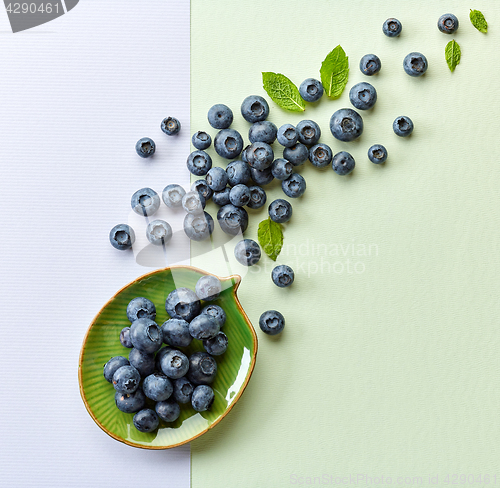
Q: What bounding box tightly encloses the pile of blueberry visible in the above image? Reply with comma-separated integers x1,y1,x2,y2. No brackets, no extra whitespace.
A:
103,274,231,433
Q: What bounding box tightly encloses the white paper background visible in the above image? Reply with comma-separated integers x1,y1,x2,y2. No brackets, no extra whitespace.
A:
0,1,191,486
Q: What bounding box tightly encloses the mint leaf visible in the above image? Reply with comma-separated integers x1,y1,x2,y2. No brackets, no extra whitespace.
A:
262,72,305,112
470,9,487,33
258,217,283,261
320,45,349,99
445,39,461,72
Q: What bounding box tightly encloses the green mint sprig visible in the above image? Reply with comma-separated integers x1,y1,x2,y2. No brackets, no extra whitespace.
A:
258,217,284,261
262,72,305,112
320,45,349,99
470,9,487,33
445,39,461,72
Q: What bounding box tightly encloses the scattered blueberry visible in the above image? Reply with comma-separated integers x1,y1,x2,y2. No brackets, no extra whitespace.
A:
246,142,274,170
203,331,228,356
115,389,146,413
214,129,244,159
241,95,269,123
207,103,233,129
201,304,227,327
403,52,428,77
268,199,293,224
226,160,252,187
217,204,249,235
191,385,215,412
187,352,217,385
383,18,402,37
282,173,306,198
165,287,201,322
248,121,277,144
182,190,205,214
296,119,321,146
359,54,381,76
191,179,213,201
127,297,156,323
299,78,324,102
103,356,129,383
130,318,163,354
135,137,156,158
277,124,299,148
271,158,294,180
332,151,355,175
309,143,333,168
393,116,414,137
133,408,159,433
192,131,212,150
186,150,212,176
173,377,194,404
146,220,173,246
212,187,231,206
155,399,181,422
112,365,141,394
349,82,377,110
206,166,229,192
162,184,186,208
438,13,458,34
234,239,261,266
129,347,155,377
229,184,251,207
195,275,222,301
247,185,267,209
259,310,285,335
368,144,388,164
188,314,220,340
143,373,173,402
330,108,364,142
250,167,274,186
131,188,161,217
109,224,135,250
183,211,214,241
159,349,189,379
283,143,309,166
161,318,192,348
271,265,295,288
161,117,181,135
120,327,133,348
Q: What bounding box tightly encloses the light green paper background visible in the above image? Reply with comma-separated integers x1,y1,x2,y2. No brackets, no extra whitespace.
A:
191,1,500,486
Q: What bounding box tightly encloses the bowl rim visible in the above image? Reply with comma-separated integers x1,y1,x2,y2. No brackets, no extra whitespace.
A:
78,265,258,450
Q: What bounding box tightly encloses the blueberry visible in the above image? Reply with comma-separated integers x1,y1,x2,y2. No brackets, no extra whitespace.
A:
283,143,309,166
187,150,212,176
383,18,402,37
214,129,244,159
155,346,172,372
162,184,186,208
192,131,212,150
438,13,458,34
165,287,201,322
299,78,324,102
207,103,233,129
182,190,205,214
212,187,231,207
201,304,227,327
268,199,293,224
229,184,251,207
282,173,306,198
403,52,428,77
112,365,141,394
247,186,267,209
120,327,133,348
146,220,173,246
129,347,155,377
191,179,213,201
160,349,189,379
133,408,159,433
135,137,156,158
183,211,214,241
127,297,156,322
161,318,192,348
203,332,228,356
271,158,294,180
173,377,194,404
250,167,274,186
161,117,181,135
330,108,364,142
349,82,377,110
191,385,215,412
217,204,249,235
103,356,129,383
115,389,146,413
359,54,381,76
241,95,269,123
271,265,295,288
206,166,229,192
393,116,414,137
234,239,261,266
332,151,355,175
130,318,163,354
131,188,161,217
187,352,217,385
259,310,285,335
226,160,252,187
296,119,321,146
109,224,135,250
246,142,274,170
248,121,277,144
195,275,222,301
277,124,299,148
143,373,173,402
368,144,388,164
155,399,181,422
309,143,333,168
188,314,220,340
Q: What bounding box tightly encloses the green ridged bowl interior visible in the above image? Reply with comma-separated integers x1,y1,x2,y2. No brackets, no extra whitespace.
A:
78,266,258,449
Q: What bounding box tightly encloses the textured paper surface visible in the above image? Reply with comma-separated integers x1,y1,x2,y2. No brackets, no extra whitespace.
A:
0,2,190,486
191,1,500,486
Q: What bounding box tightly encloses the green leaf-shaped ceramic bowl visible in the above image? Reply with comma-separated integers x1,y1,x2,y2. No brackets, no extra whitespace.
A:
78,266,257,449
